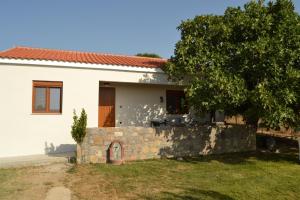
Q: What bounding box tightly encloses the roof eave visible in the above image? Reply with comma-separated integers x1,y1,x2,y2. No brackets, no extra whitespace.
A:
0,57,166,73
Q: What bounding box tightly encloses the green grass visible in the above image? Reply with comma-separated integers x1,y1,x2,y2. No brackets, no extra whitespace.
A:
1,151,299,199
71,151,300,200
0,168,22,199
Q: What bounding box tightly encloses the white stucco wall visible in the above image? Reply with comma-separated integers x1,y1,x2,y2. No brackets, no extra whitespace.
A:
0,62,179,157
114,83,167,126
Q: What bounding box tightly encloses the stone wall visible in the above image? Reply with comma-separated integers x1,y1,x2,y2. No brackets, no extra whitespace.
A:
78,125,256,164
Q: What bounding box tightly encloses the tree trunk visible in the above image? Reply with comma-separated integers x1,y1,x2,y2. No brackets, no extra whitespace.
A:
76,144,83,164
298,138,300,163
210,110,216,124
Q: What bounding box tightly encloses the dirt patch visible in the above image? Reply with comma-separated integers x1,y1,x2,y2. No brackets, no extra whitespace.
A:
66,164,130,200
0,163,74,200
45,186,71,200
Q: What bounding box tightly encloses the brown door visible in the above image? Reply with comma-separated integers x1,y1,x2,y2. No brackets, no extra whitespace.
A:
98,87,115,127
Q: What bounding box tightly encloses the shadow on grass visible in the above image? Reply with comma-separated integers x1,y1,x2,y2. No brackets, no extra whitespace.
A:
141,188,235,200
169,150,299,165
166,134,299,165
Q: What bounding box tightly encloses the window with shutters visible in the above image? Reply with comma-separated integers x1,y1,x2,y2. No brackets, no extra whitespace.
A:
32,81,63,114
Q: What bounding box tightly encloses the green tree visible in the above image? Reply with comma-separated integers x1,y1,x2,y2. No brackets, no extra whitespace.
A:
136,53,161,58
71,109,87,144
71,109,87,162
166,0,300,130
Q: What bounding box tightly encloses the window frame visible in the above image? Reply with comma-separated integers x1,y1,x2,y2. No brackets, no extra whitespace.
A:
32,81,63,114
166,90,188,115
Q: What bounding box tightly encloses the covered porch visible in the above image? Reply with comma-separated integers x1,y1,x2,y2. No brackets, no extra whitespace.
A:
97,81,187,128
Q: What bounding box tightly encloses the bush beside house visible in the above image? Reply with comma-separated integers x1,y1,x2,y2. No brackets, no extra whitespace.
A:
71,109,87,163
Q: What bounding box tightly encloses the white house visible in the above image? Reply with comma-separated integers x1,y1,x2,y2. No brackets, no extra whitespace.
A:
0,46,188,157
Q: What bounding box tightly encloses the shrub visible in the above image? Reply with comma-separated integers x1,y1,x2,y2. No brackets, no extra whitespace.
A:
71,109,87,144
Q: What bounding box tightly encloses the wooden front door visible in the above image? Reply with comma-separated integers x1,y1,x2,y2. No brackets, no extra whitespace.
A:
98,87,115,127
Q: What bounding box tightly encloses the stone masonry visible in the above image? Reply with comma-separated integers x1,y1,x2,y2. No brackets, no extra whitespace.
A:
77,124,256,164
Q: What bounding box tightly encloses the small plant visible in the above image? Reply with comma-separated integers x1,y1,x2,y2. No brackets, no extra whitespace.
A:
71,109,87,144
71,109,87,163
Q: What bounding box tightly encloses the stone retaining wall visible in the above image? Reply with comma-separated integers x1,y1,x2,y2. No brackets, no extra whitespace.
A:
78,125,256,164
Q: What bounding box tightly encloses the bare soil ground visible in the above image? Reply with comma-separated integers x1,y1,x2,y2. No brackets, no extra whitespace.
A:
0,163,74,200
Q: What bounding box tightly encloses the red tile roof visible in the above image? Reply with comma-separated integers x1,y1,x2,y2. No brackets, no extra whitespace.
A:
0,46,167,68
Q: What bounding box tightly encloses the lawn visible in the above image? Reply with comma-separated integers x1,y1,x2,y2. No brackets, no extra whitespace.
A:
0,150,299,200
0,168,25,199
68,151,300,200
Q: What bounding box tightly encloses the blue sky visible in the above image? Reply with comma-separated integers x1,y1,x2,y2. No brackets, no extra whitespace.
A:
1,0,300,58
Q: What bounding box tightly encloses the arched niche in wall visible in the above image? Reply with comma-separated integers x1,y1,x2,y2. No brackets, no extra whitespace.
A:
108,140,124,165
